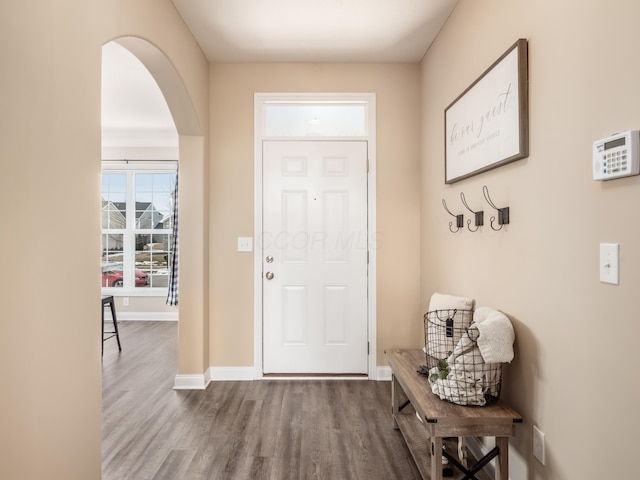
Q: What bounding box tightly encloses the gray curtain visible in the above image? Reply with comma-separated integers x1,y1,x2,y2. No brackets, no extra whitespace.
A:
166,173,179,306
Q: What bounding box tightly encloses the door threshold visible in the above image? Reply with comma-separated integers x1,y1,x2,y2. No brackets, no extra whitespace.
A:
262,373,368,380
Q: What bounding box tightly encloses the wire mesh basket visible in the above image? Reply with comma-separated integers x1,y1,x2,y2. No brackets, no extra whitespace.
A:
422,309,502,406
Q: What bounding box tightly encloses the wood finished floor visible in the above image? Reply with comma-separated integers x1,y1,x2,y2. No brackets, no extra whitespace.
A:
101,321,422,480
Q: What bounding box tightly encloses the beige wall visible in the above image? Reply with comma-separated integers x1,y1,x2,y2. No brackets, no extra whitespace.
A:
0,1,208,478
421,0,640,478
208,63,422,367
9,0,638,477
1,2,103,478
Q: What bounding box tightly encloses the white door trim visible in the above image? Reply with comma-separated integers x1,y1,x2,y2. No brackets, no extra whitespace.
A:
253,93,377,380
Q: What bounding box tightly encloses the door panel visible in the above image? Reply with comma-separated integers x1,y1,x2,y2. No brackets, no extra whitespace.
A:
262,140,368,374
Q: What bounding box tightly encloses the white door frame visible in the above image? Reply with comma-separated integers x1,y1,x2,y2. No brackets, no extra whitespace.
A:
253,92,377,379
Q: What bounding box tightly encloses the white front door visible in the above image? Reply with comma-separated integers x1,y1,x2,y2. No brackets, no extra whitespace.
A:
262,140,368,374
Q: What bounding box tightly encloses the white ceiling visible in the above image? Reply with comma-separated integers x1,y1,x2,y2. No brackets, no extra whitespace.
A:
171,0,459,63
102,1,459,151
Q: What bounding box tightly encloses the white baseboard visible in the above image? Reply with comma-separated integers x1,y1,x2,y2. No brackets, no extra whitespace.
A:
173,371,210,390
174,365,394,388
208,366,255,381
377,365,392,381
115,312,178,321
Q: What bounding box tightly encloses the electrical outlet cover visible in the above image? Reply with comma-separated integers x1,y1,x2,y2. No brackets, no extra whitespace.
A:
533,425,546,465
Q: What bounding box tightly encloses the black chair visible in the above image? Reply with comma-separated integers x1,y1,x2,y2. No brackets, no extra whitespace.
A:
102,295,121,356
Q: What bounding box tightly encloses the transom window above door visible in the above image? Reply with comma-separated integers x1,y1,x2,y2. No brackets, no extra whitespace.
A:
263,103,368,137
258,94,372,138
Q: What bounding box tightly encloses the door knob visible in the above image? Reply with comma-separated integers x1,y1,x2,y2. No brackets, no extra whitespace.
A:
266,255,274,263
265,271,274,280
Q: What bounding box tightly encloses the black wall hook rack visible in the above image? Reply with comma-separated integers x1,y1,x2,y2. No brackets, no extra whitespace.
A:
482,185,510,231
460,192,484,232
442,199,463,233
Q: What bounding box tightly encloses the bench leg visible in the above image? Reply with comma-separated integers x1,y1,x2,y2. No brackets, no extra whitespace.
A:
391,374,399,429
431,436,443,480
495,437,509,480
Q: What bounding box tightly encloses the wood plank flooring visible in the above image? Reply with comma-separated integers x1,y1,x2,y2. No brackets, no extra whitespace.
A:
102,321,422,480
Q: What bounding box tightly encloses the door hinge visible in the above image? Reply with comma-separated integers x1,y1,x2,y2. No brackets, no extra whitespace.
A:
367,342,370,355
367,251,369,264
367,158,370,173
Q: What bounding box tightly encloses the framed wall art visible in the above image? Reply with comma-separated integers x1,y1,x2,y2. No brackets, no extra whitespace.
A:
445,38,529,184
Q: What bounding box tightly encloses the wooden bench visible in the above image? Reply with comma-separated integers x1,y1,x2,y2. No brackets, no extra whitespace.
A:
386,348,522,480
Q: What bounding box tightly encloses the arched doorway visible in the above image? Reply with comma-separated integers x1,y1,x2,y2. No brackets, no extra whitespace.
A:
101,36,208,388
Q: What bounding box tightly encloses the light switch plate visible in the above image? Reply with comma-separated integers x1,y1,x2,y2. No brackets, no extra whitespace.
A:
599,243,619,284
237,237,253,252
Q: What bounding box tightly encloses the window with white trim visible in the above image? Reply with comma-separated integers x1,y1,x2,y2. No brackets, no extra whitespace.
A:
101,162,177,294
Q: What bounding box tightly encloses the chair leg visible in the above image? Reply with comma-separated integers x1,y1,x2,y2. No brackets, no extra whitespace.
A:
109,301,121,351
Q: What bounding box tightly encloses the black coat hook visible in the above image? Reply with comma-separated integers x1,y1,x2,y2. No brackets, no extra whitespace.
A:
482,185,510,231
442,199,463,233
460,192,484,232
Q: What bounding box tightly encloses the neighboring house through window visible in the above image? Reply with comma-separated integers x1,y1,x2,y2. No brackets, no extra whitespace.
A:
101,162,177,293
